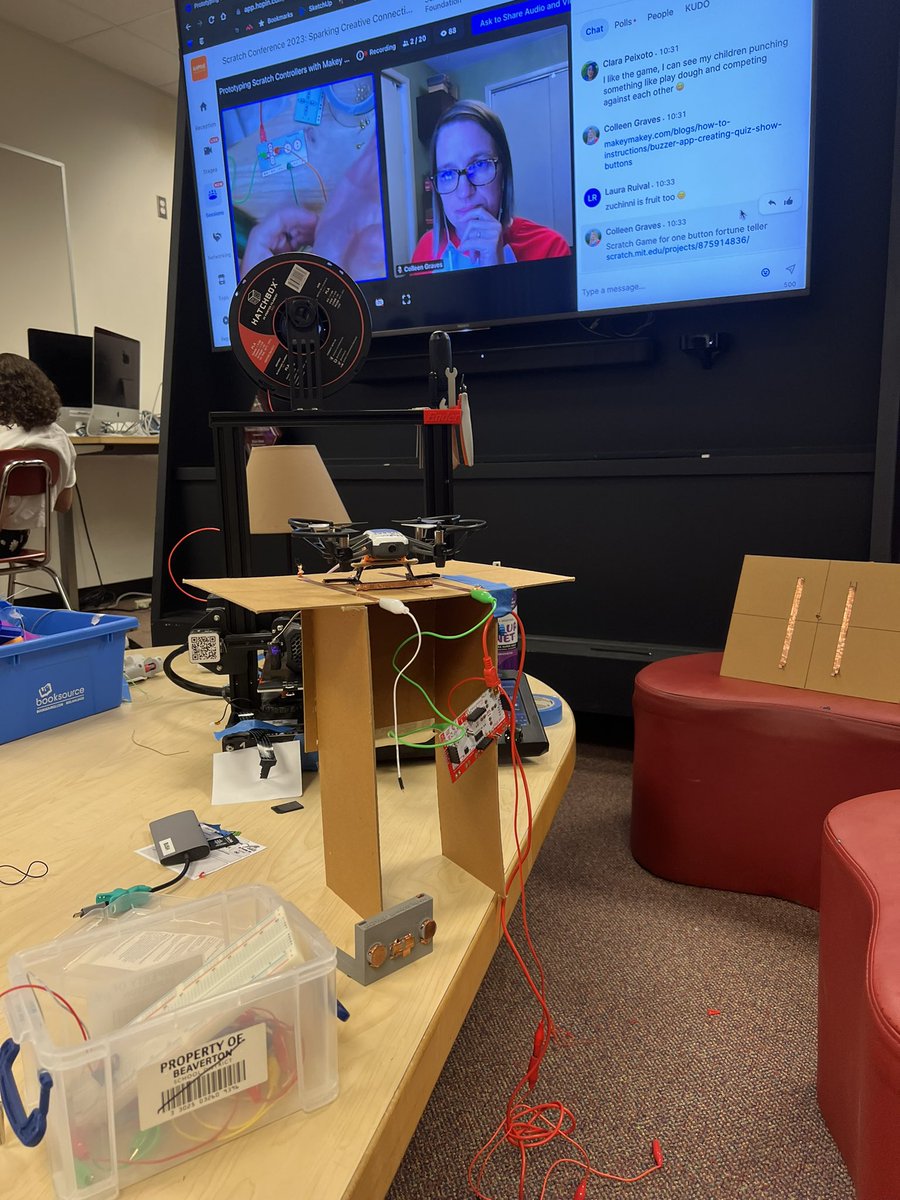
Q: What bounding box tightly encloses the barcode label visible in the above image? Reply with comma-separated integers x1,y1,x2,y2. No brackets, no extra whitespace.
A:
188,631,221,664
160,1059,247,1115
285,264,310,292
137,1020,269,1129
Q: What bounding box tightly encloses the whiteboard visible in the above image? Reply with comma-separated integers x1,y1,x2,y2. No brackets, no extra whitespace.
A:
0,145,77,353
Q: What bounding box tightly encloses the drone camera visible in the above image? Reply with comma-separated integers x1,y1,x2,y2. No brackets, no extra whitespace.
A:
365,529,410,559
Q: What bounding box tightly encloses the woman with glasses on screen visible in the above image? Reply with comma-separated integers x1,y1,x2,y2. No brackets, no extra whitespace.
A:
411,99,570,271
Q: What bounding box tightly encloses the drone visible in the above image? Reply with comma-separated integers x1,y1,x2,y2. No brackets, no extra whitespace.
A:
289,514,486,589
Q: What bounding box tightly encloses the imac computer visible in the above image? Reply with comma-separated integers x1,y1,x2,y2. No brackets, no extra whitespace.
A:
88,327,141,434
26,328,93,434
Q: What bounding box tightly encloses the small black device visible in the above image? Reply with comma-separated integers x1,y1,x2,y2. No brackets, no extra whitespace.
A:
149,810,211,866
498,672,550,760
272,800,304,814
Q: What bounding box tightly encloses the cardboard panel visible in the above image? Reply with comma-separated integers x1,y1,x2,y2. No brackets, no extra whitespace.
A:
818,561,900,630
301,614,318,748
720,612,818,689
807,623,900,702
730,555,830,623
721,555,900,703
433,600,505,895
368,602,437,733
186,560,574,614
246,445,350,534
305,605,382,917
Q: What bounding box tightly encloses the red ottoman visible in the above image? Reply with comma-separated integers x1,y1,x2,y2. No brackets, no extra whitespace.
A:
631,652,900,908
818,792,900,1200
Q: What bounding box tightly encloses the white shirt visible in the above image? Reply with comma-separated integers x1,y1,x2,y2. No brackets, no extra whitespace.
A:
0,422,77,528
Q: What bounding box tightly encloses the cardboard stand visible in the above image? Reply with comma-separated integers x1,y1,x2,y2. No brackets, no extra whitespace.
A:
188,563,573,915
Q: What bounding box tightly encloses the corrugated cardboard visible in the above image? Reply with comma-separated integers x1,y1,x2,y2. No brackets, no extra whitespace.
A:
720,556,828,687
246,445,349,534
721,555,900,702
806,560,900,701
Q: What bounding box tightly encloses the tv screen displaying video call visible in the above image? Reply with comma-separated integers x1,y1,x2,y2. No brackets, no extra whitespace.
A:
178,0,815,347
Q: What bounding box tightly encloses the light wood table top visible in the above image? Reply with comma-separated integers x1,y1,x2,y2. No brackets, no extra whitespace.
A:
2,657,575,1199
69,436,159,447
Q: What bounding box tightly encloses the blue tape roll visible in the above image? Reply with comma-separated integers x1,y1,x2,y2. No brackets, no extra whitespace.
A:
534,694,563,727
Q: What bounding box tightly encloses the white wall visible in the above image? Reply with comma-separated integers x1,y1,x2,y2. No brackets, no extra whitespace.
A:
0,19,176,590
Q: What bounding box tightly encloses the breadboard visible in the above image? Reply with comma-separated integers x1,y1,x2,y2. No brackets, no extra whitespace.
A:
134,906,300,1022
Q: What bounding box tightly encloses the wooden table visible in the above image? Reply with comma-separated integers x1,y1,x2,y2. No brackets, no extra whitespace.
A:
2,658,575,1199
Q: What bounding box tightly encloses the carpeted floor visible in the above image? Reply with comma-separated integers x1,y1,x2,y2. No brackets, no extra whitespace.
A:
387,739,855,1200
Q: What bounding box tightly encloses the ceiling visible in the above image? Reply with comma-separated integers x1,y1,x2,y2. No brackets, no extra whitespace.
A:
0,0,180,97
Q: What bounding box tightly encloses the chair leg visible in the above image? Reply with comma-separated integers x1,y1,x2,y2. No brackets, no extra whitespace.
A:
6,572,17,599
41,567,73,610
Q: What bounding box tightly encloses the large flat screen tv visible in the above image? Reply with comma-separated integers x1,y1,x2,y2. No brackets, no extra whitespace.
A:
177,0,815,348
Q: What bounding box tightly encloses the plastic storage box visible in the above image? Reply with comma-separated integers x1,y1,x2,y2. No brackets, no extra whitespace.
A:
2,886,338,1199
0,604,137,744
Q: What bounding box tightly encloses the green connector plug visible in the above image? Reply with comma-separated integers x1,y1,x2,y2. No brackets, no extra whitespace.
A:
469,588,494,605
95,886,153,917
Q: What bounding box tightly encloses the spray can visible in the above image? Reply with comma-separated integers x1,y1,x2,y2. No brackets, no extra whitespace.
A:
496,590,519,673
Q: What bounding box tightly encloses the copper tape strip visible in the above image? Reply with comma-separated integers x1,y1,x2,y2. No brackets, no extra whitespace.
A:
779,577,805,669
832,582,857,676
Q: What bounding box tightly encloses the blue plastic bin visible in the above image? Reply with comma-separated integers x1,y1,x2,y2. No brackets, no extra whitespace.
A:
0,605,138,744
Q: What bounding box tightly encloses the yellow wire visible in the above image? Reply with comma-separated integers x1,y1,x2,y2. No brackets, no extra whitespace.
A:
177,1055,285,1140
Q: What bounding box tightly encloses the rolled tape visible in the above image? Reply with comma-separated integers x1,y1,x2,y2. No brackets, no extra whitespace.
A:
534,694,563,727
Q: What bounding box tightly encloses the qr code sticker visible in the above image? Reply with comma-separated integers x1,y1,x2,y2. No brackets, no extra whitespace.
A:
188,631,221,664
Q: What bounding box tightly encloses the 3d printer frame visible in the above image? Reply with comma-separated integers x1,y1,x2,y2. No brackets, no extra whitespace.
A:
207,407,460,724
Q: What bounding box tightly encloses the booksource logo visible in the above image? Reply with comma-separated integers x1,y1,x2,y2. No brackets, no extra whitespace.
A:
35,682,86,712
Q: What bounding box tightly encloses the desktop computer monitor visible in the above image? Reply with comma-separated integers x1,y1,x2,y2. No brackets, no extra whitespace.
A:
26,328,93,433
88,327,141,434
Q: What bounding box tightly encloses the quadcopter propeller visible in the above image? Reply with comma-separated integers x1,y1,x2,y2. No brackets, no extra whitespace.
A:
288,518,370,569
287,518,368,537
390,515,486,568
391,515,486,536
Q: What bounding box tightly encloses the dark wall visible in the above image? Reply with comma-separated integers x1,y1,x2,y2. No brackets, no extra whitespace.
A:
154,0,900,715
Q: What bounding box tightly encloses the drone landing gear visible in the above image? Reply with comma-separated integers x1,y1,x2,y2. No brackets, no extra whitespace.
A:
323,556,439,591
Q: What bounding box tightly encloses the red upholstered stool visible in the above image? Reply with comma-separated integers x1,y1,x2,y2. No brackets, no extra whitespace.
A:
630,652,900,908
818,792,900,1200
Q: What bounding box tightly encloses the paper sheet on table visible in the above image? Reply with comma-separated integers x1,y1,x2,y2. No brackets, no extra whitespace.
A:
211,740,303,805
135,838,266,878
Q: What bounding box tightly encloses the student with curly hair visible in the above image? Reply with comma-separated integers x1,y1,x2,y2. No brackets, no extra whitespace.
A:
0,353,77,557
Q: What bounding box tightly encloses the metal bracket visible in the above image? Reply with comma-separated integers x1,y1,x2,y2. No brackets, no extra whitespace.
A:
336,894,436,986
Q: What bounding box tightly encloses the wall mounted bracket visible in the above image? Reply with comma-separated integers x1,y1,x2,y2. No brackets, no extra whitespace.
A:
680,332,727,369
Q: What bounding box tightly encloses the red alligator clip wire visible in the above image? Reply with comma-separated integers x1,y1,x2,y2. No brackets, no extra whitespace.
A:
525,1022,546,1090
